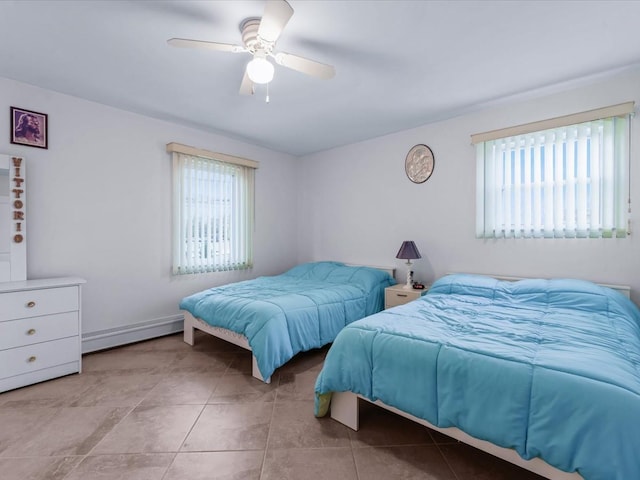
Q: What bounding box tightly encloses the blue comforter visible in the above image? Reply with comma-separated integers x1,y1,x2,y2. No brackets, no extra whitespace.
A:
315,274,640,480
180,261,395,379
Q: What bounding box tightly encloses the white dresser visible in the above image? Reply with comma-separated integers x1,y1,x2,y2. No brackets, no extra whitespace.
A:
0,277,85,393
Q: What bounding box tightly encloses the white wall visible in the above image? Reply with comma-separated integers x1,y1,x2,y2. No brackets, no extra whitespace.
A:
297,67,640,304
0,77,299,336
3,63,638,342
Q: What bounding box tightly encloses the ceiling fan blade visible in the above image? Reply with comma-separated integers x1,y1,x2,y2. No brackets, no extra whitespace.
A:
273,52,336,80
167,38,246,53
258,0,294,44
239,70,255,95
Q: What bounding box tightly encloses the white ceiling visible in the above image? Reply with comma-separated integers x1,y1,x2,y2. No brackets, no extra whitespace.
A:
1,0,640,156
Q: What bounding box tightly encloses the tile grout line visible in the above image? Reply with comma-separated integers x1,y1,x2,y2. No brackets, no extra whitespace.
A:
346,397,359,480
157,340,250,478
55,369,152,480
159,347,214,479
157,403,208,480
348,426,361,480
258,373,281,479
59,453,88,480
60,365,166,479
429,431,462,480
60,350,192,479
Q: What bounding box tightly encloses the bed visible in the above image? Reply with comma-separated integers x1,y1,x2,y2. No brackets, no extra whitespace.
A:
315,273,640,480
180,261,395,382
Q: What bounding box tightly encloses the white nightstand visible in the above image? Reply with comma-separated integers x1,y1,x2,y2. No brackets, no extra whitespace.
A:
384,284,429,309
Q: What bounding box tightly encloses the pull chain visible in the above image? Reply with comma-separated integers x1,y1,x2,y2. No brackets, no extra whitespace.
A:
266,82,270,104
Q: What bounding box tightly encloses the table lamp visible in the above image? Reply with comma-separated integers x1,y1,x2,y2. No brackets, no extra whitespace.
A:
396,241,421,289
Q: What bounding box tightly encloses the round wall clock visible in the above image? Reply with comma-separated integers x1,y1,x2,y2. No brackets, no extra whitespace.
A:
405,144,435,184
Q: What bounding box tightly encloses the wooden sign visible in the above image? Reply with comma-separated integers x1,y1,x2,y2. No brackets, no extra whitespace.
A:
12,157,24,243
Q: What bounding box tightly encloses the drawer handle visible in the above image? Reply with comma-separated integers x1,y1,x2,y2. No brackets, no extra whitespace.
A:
27,328,36,335
397,294,408,297
26,301,36,308
28,356,37,363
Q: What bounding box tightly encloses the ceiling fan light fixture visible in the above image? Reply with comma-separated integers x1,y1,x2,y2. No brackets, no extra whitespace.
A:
246,56,274,84
168,0,336,96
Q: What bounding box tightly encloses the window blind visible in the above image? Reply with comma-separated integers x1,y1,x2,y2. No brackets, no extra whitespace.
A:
171,149,256,274
474,107,632,239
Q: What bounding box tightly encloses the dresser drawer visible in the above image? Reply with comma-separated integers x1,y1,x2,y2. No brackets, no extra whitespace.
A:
0,336,80,379
0,312,79,350
0,286,78,322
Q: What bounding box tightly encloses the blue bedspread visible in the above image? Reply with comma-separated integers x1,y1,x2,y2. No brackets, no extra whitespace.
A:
180,261,395,379
315,274,640,480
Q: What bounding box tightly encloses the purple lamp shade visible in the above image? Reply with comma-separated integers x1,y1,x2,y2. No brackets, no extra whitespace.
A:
396,241,421,260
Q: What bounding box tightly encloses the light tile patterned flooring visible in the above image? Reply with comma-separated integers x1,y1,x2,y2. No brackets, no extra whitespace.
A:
0,332,545,479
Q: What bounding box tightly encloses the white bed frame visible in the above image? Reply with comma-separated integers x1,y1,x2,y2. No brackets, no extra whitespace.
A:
182,264,396,383
183,311,271,381
329,274,632,480
331,392,583,479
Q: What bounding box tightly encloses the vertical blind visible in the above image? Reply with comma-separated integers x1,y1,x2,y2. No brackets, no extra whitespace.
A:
172,150,255,274
474,106,632,239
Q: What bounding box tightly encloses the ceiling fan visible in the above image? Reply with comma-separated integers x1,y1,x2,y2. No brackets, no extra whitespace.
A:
167,0,336,96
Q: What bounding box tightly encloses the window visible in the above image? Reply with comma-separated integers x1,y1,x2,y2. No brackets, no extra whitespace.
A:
169,143,257,274
473,103,634,239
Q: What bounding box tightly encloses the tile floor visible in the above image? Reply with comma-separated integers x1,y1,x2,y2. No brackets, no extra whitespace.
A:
0,332,546,479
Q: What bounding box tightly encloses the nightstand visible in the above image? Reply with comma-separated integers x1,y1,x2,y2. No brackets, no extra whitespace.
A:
384,284,429,309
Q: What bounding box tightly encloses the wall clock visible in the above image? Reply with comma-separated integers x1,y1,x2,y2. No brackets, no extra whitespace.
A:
405,144,435,184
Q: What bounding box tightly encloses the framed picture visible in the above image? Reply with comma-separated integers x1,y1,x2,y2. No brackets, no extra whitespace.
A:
10,107,48,149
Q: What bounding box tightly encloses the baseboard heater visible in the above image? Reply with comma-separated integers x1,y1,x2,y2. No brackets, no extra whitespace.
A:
82,314,183,353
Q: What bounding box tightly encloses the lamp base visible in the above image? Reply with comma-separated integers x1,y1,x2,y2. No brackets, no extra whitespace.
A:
403,261,413,289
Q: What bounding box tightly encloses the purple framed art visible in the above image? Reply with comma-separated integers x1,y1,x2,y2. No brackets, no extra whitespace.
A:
11,106,48,149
